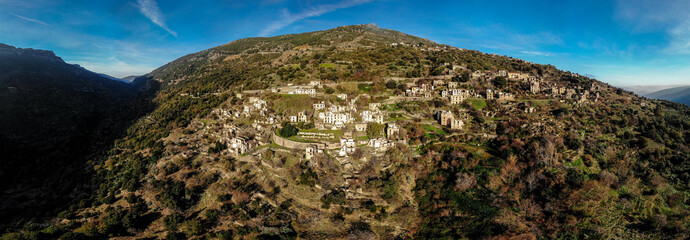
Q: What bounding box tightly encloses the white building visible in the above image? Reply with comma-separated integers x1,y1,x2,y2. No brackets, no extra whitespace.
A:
368,138,392,152
339,138,356,156
313,102,325,111
295,88,316,95
320,112,352,125
361,111,384,124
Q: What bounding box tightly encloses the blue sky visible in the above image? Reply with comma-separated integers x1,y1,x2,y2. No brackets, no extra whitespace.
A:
1,0,689,86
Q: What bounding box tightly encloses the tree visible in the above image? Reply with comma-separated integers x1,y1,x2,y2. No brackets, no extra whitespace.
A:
493,76,507,89
431,66,446,76
406,68,422,78
397,83,407,91
164,213,183,231
182,219,205,237
386,80,398,89
280,124,298,137
366,122,385,138
460,72,470,82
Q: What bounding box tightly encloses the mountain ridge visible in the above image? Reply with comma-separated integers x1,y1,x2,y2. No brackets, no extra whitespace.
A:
644,85,690,106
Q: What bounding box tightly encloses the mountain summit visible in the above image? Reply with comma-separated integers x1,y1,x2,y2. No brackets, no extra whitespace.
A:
1,25,689,239
0,43,64,63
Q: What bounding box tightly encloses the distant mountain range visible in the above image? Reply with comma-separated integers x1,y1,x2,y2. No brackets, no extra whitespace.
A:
121,75,140,82
644,85,690,106
623,85,685,96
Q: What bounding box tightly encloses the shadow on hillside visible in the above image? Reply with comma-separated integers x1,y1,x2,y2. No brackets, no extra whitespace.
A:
0,76,160,228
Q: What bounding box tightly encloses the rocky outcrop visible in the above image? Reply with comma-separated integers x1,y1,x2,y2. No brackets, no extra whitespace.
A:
0,43,64,63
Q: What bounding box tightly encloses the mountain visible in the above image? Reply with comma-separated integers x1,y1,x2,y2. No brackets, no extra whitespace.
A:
0,43,155,224
622,85,684,96
71,63,129,83
644,85,690,106
121,75,141,82
96,72,129,83
1,25,689,239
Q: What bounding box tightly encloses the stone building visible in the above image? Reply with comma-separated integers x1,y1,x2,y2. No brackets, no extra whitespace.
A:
320,112,352,125
386,123,399,138
508,72,529,80
313,102,325,111
450,95,464,104
369,102,381,111
339,138,356,156
486,89,494,100
438,110,454,126
290,111,308,123
228,137,250,156
530,81,540,94
451,119,464,130
305,145,324,160
498,92,515,101
355,123,367,132
361,111,384,124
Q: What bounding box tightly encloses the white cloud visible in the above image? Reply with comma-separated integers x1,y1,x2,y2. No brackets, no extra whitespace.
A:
9,13,49,26
259,0,375,37
135,0,177,37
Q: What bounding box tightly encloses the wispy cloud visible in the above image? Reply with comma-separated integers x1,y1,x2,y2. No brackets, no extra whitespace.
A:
614,0,690,54
520,50,551,56
666,20,690,54
450,24,562,55
135,0,177,37
9,13,49,26
259,0,375,37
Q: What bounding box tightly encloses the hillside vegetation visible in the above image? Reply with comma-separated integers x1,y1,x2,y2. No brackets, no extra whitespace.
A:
1,24,689,240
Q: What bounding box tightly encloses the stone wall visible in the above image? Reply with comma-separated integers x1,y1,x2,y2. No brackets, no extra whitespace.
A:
272,132,326,150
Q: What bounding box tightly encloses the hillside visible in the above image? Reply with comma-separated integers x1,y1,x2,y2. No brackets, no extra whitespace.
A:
0,44,155,224
1,25,689,239
645,86,690,106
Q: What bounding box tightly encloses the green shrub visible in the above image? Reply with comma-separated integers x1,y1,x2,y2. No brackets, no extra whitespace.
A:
280,124,299,137
493,76,507,89
320,189,346,209
298,168,318,187
182,219,205,237
163,213,183,231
